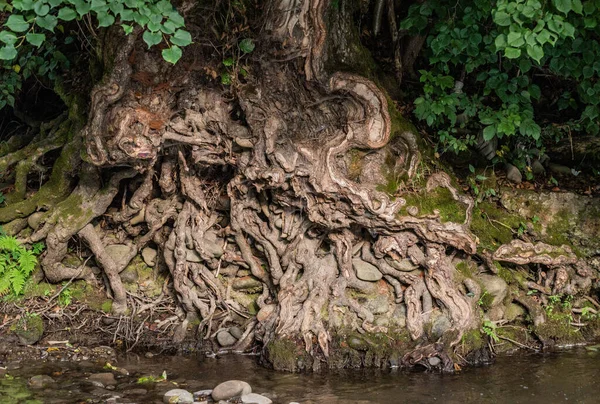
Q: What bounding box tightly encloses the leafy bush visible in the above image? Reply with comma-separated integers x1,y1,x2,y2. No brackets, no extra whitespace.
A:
401,0,600,163
0,0,190,109
0,235,41,296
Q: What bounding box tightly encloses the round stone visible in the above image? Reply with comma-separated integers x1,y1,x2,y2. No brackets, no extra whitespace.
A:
212,380,252,401
216,330,237,347
163,388,194,404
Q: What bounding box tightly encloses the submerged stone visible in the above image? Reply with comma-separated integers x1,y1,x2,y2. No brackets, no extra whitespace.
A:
241,393,273,404
163,388,194,403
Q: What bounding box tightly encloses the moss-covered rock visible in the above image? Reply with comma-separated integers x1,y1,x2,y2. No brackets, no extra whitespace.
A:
12,313,44,345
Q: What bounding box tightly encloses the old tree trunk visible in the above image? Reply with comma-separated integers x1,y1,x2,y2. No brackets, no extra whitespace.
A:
1,0,599,372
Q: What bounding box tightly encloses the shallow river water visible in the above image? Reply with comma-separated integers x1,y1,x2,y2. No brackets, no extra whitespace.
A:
2,347,599,403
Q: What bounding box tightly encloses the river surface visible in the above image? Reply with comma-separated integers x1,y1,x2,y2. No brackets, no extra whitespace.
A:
2,347,599,403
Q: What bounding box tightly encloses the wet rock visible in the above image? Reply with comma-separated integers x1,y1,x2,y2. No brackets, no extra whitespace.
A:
212,380,252,401
477,274,508,307
531,160,546,176
352,259,382,282
241,393,273,404
142,247,158,267
347,335,368,351
256,304,276,323
193,390,213,400
390,304,407,328
14,314,44,345
125,388,148,396
428,356,441,367
105,244,133,268
505,303,526,321
487,305,505,322
430,312,451,339
186,249,202,263
505,163,522,184
163,388,194,403
216,330,237,347
28,375,55,389
89,372,117,386
229,326,244,340
120,266,138,283
548,163,572,175
27,212,45,230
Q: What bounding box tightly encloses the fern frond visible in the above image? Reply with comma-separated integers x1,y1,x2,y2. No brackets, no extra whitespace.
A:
18,251,37,277
0,273,11,296
9,269,25,295
0,236,20,253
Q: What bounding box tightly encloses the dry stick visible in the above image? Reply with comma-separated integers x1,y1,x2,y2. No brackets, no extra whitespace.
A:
498,335,539,351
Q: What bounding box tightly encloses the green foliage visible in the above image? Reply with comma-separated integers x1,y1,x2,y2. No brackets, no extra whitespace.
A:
0,235,40,296
481,320,500,342
58,284,73,306
401,0,600,166
0,0,190,109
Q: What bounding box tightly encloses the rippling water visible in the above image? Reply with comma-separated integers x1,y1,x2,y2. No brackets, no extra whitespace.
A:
3,347,599,403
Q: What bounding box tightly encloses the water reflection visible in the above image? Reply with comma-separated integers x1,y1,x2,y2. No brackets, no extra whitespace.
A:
3,348,599,403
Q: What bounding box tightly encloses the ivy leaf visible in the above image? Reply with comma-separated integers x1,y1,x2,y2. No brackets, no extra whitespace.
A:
553,0,572,15
0,45,17,60
167,12,185,28
572,0,583,14
48,0,62,7
36,14,58,31
73,0,92,16
58,8,78,21
33,2,50,17
5,15,30,32
504,47,522,59
142,30,162,48
526,44,544,63
493,11,511,26
239,38,255,54
25,32,45,47
162,45,182,64
170,29,192,47
0,31,18,45
97,12,115,28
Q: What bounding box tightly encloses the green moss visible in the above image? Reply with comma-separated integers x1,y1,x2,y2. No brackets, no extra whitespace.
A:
400,187,466,223
470,201,521,252
267,339,303,372
460,328,485,351
101,300,113,313
535,313,583,344
11,313,44,345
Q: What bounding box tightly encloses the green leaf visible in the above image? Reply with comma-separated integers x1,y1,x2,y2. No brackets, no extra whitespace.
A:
170,29,191,47
553,0,572,14
519,58,532,73
25,32,45,47
494,11,511,26
572,0,583,14
504,47,522,59
33,2,50,16
5,15,30,32
494,33,507,49
97,12,115,28
143,30,162,48
239,38,255,54
507,31,524,47
526,44,544,63
167,11,185,28
58,7,77,21
162,45,182,64
0,45,17,60
222,57,234,67
74,0,92,16
122,24,134,35
36,14,58,31
0,31,18,45
48,0,62,7
483,125,496,141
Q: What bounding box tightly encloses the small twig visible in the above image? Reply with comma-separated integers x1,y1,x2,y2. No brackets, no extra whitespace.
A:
498,335,538,351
